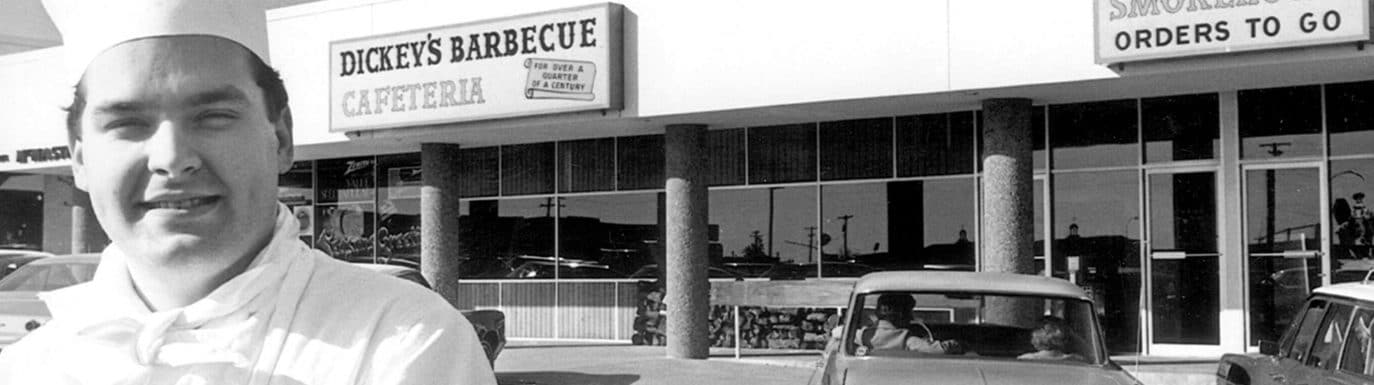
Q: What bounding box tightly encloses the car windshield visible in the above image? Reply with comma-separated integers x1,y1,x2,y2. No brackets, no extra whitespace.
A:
0,262,97,292
845,291,1104,365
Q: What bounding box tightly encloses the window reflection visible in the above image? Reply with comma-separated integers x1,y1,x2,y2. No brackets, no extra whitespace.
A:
560,194,661,278
1239,85,1322,160
1332,159,1374,282
278,161,314,246
1053,171,1140,353
710,187,817,272
816,180,976,276
459,198,556,278
376,153,422,267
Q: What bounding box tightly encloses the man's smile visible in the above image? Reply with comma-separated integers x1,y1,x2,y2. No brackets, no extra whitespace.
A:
137,195,221,211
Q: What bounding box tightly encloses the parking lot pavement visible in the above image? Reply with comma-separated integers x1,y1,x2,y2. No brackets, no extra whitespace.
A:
494,341,815,385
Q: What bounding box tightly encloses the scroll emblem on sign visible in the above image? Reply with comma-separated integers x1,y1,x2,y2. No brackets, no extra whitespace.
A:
524,58,596,101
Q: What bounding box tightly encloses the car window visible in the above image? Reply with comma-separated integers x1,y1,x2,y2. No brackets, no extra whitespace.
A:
1306,302,1354,369
1287,299,1329,362
0,264,53,291
844,292,1103,364
1339,308,1374,378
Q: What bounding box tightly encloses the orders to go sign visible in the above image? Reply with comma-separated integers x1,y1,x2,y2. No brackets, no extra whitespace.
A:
1095,0,1371,64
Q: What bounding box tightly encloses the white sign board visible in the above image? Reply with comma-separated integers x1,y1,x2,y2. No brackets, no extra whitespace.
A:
1096,0,1370,64
330,4,622,132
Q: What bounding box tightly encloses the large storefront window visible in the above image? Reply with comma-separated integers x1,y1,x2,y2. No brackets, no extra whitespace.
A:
314,156,376,262
460,198,555,278
1239,85,1322,160
1331,159,1374,280
560,193,660,278
1053,171,1141,353
710,187,817,276
0,175,43,248
377,153,420,267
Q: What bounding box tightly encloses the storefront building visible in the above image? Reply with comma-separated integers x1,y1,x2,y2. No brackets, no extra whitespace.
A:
1,0,1373,357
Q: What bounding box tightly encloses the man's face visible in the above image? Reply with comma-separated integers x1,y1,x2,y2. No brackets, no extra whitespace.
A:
73,36,292,268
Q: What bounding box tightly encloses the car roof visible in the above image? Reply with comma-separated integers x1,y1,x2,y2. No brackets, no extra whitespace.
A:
853,271,1090,301
0,249,54,258
1314,282,1374,301
23,253,100,266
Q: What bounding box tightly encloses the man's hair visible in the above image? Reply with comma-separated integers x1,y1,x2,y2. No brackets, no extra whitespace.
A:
62,50,289,141
875,293,915,322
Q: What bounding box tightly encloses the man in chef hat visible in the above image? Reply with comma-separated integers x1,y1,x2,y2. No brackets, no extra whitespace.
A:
0,1,496,384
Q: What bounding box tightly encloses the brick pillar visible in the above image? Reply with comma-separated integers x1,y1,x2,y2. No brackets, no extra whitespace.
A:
664,124,709,359
980,98,1037,326
421,143,463,307
71,189,107,253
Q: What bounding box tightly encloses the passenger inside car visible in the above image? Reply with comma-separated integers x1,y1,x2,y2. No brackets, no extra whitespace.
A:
1017,316,1086,362
853,294,963,355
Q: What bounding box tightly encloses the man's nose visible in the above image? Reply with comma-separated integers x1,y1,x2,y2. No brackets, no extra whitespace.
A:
144,120,203,178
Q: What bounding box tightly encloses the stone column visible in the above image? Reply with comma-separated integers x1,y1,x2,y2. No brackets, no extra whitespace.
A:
71,190,107,253
421,143,463,308
980,98,1037,326
664,124,709,359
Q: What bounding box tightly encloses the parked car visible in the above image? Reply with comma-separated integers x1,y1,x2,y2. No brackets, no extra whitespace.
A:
0,249,53,280
1217,280,1374,385
814,271,1142,385
0,253,98,349
352,263,505,367
628,264,742,280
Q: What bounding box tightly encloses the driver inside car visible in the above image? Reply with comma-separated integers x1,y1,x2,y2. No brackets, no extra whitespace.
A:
854,293,963,355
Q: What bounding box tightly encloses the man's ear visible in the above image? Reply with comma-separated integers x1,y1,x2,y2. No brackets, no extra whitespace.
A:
70,137,88,191
274,106,294,174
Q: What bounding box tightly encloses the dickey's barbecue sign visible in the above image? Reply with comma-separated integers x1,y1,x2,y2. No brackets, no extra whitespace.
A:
330,3,622,132
1096,0,1370,64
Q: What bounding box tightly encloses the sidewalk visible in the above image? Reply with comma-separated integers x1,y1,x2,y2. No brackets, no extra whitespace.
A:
495,341,1217,385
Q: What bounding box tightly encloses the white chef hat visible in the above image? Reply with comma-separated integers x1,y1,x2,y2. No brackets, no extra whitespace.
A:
42,0,271,87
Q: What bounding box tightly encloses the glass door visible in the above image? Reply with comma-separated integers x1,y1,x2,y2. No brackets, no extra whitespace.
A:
1146,170,1220,347
1244,164,1328,346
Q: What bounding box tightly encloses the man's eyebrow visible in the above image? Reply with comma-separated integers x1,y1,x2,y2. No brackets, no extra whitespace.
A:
92,101,148,115
184,86,251,107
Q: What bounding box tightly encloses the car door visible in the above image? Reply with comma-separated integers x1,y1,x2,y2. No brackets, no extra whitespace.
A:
1266,298,1331,385
1301,300,1355,384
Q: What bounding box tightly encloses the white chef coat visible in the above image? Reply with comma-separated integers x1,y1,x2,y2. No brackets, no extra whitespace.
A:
0,205,496,385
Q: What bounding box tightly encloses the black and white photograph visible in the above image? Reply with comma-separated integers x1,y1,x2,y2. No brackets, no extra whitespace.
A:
1,0,1373,384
